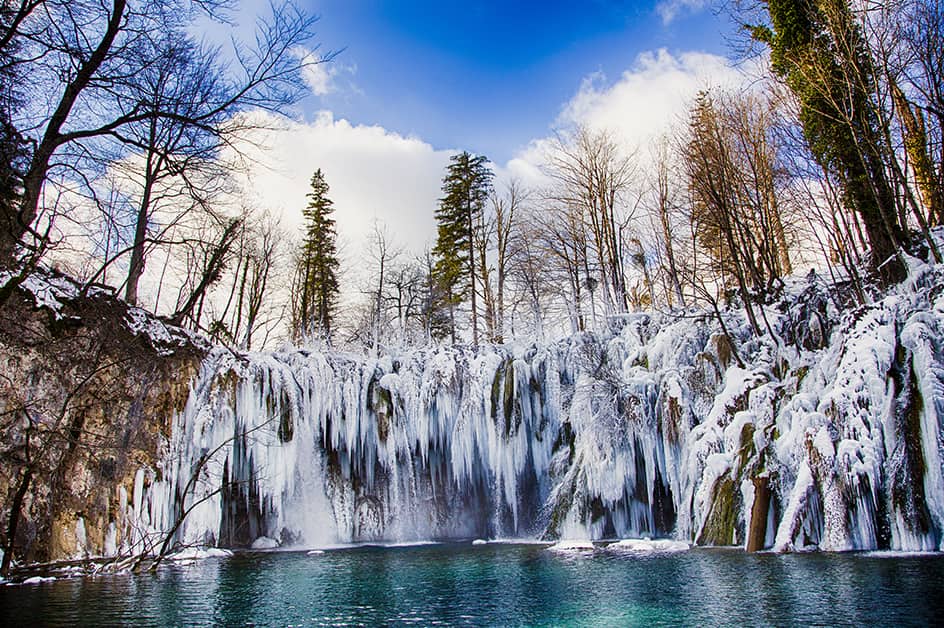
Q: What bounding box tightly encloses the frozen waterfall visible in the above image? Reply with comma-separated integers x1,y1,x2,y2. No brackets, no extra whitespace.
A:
126,267,944,554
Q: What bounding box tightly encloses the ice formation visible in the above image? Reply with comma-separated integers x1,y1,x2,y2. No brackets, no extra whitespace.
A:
122,262,944,554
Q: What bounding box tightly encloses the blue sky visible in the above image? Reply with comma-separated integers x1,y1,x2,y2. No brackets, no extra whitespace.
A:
300,0,732,163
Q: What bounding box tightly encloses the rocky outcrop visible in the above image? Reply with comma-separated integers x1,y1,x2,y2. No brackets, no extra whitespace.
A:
0,270,204,567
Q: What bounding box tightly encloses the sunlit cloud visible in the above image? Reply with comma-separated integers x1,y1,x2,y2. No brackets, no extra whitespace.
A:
510,48,754,177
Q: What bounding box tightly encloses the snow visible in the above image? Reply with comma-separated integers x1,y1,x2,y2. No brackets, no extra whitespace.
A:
167,547,234,561
547,540,596,552
11,269,112,320
250,536,279,550
125,308,174,347
21,576,56,585
21,276,67,318
607,538,691,553
123,306,202,355
472,539,488,545
120,260,944,555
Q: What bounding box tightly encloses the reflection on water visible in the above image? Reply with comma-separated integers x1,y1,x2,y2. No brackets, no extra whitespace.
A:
3,545,944,626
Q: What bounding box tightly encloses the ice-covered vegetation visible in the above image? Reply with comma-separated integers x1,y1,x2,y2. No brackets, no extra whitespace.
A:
116,258,944,554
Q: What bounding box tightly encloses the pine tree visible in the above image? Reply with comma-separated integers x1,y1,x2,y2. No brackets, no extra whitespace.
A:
294,168,340,340
432,151,493,344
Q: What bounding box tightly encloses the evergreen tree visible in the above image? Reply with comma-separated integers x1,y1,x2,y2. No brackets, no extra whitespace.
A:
432,151,493,344
752,0,905,283
294,168,340,340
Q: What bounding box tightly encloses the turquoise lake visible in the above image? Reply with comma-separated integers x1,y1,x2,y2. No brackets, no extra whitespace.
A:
2,543,943,626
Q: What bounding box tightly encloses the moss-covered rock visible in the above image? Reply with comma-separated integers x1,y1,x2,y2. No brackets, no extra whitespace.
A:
698,476,742,546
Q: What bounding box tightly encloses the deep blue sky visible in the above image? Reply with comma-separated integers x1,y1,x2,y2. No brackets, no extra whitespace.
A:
300,1,731,163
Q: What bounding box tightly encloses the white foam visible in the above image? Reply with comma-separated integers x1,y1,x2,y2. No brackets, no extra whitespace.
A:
862,550,941,558
376,541,441,548
168,547,233,561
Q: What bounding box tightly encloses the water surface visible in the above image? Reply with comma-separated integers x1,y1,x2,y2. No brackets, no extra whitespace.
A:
2,544,943,626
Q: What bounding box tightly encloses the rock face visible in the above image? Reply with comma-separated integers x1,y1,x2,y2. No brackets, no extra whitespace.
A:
136,265,944,553
0,271,203,566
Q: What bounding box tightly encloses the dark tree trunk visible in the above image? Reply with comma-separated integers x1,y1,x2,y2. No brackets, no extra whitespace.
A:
2,0,128,258
1,466,32,576
746,476,771,552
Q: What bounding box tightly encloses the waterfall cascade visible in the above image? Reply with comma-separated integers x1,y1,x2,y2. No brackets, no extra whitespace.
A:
126,266,944,553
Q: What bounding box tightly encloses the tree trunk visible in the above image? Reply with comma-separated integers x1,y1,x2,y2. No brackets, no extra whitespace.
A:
125,140,161,305
892,82,942,227
2,0,128,258
746,476,771,552
1,466,32,576
467,199,478,345
658,187,685,307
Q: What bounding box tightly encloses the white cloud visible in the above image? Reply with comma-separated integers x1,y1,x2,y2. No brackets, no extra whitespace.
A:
233,111,451,257
507,48,757,177
655,0,708,25
560,49,746,145
302,61,336,96
293,46,352,96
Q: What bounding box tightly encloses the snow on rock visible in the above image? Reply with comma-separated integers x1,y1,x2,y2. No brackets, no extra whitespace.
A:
21,576,56,585
9,267,206,359
168,547,234,561
123,306,206,355
547,540,596,552
20,274,76,320
250,536,279,550
607,538,691,553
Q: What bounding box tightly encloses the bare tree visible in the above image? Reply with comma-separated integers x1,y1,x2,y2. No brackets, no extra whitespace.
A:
681,89,799,335
206,209,288,350
486,179,526,342
544,126,637,318
0,0,325,275
384,260,424,343
533,200,591,334
646,137,686,308
506,207,552,341
171,215,242,328
363,221,403,353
